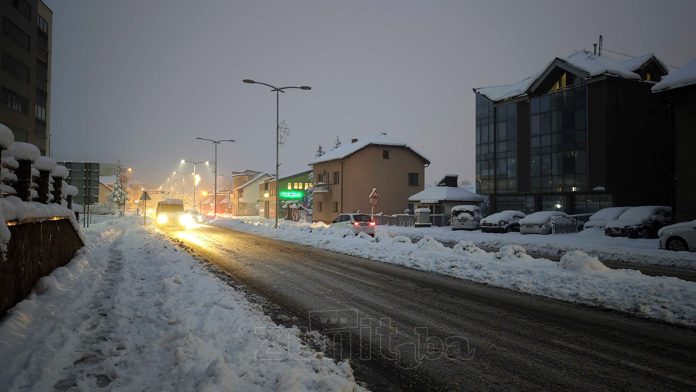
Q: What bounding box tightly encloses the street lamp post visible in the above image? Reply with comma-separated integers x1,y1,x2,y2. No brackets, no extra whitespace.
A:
181,159,207,208
243,79,311,229
195,138,235,218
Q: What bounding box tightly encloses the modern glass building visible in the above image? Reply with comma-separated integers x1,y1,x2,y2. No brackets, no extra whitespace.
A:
474,51,672,214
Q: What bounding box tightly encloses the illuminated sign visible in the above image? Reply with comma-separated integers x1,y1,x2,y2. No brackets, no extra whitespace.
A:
279,190,304,200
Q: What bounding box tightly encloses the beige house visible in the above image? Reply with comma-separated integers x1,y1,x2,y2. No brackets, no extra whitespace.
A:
231,172,271,216
310,133,429,223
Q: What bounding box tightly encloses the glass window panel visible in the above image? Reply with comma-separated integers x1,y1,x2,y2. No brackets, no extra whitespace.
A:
540,95,551,112
531,98,540,114
575,109,586,130
497,122,506,141
541,135,551,147
531,136,540,148
507,103,516,121
576,150,587,174
496,105,506,120
541,113,551,135
531,115,540,135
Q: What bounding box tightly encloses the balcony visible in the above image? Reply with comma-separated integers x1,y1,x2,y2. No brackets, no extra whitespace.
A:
312,183,331,193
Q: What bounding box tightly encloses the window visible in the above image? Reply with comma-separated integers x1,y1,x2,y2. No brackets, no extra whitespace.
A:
408,173,419,186
35,103,46,122
4,0,31,20
2,52,30,82
37,15,48,34
333,171,340,184
383,150,390,159
333,202,338,212
0,87,28,113
287,182,292,190
2,18,30,50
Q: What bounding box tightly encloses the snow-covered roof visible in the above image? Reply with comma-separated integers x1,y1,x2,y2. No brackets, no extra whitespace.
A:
0,123,14,149
652,57,696,93
475,50,662,102
409,186,484,203
234,172,270,191
309,133,430,165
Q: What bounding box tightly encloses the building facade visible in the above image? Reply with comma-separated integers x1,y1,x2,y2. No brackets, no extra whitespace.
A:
231,172,270,216
474,51,672,214
311,133,429,223
0,0,52,155
258,170,313,219
652,57,696,222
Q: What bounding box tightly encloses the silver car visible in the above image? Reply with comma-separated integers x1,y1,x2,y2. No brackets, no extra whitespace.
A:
330,213,376,236
658,220,696,252
450,205,482,230
519,211,576,235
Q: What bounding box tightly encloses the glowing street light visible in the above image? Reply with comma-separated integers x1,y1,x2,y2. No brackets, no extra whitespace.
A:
181,160,206,208
195,138,235,218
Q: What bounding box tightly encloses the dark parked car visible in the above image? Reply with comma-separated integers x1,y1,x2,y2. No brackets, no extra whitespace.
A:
605,206,672,239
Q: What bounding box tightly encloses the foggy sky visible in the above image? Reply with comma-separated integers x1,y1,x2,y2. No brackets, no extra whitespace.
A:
45,0,696,188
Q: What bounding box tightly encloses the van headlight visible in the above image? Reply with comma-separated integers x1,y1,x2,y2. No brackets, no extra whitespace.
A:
179,213,194,227
157,214,169,225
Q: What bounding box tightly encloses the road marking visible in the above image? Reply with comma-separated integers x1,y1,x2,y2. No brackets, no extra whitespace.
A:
551,339,696,386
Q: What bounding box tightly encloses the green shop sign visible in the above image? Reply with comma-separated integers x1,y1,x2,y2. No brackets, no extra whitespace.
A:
279,190,304,200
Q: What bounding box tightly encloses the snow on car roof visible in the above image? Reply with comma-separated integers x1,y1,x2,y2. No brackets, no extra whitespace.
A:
482,210,525,223
310,133,429,165
616,206,671,221
451,205,480,212
520,211,567,224
588,207,631,221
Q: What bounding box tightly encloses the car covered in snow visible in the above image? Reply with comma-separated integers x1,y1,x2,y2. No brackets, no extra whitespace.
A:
450,205,482,230
519,211,576,235
583,207,631,230
605,206,672,239
155,199,186,227
480,210,526,233
658,220,696,252
330,213,375,236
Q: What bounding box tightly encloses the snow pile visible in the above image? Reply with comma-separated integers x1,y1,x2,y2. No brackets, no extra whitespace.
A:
0,123,14,148
0,217,362,391
379,223,696,269
6,142,40,162
2,156,18,169
560,251,610,272
212,217,696,326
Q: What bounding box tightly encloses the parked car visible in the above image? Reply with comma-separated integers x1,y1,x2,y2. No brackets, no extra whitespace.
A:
658,220,696,252
605,206,672,238
331,213,376,236
480,210,526,233
519,211,576,235
186,209,204,224
155,199,186,227
583,207,631,230
450,205,482,230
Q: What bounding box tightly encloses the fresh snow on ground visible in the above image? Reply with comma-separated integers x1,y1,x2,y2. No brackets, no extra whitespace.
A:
211,217,696,327
0,215,363,392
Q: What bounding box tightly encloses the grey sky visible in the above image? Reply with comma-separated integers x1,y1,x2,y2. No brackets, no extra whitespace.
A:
45,0,696,188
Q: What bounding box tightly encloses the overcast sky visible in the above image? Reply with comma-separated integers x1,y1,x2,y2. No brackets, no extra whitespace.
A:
45,0,696,188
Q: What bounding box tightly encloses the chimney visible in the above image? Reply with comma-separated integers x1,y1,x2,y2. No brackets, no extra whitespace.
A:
351,138,358,144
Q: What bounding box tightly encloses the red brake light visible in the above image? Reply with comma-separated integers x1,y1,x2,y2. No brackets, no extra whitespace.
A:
369,222,376,226
353,222,360,226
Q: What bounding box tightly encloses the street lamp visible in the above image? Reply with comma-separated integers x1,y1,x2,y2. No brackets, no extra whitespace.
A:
243,79,311,228
196,138,235,218
181,160,206,208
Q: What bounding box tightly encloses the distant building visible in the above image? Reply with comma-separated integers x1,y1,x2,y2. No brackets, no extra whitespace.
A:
409,175,484,226
231,172,271,216
652,57,696,221
0,0,52,155
474,50,672,214
310,133,429,223
258,170,313,219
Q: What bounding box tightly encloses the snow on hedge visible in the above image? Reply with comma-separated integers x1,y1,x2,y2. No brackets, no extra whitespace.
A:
6,142,40,162
33,156,56,172
212,218,696,327
0,217,362,391
0,196,83,253
52,165,69,178
2,156,18,169
0,123,14,149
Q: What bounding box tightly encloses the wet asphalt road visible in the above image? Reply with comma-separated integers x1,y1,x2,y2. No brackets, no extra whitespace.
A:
169,225,696,391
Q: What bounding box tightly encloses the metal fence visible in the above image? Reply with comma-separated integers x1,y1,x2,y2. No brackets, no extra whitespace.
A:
373,214,450,227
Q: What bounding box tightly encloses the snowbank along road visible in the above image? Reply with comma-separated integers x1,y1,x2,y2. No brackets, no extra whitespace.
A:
169,224,696,392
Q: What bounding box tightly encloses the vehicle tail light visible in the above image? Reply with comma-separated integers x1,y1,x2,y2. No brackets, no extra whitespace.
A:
369,222,376,226
353,222,360,226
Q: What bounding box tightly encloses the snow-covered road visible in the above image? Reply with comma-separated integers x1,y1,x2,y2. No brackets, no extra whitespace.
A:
0,216,363,392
